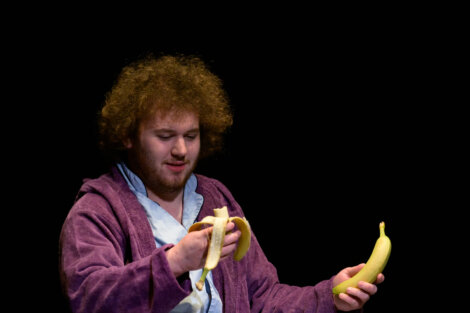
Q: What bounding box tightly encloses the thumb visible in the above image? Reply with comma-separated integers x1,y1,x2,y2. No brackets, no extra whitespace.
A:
348,263,366,276
200,226,213,238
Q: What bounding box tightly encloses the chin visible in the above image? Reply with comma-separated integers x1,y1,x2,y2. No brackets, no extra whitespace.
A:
166,172,192,190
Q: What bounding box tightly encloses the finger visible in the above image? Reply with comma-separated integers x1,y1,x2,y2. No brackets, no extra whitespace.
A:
338,292,360,308
220,241,239,259
357,281,378,295
346,287,370,303
375,273,385,284
199,225,213,237
224,230,241,246
225,221,235,232
352,263,366,272
196,226,213,251
219,231,241,258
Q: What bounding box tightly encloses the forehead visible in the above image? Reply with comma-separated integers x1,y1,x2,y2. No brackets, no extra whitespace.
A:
142,109,200,130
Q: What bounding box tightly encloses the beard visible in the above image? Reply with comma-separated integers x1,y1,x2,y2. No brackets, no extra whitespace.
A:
135,156,199,200
158,161,197,192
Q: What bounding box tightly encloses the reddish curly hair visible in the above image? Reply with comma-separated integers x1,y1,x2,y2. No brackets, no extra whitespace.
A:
98,54,233,161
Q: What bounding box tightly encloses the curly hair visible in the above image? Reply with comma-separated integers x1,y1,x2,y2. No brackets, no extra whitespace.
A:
98,54,233,161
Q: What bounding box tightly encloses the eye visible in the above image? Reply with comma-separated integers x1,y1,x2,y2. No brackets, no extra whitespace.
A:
185,133,199,140
157,134,173,141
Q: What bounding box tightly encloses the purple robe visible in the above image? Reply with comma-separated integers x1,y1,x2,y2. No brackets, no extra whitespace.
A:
59,166,339,312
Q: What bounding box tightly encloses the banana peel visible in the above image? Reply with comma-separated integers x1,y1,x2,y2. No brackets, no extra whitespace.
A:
188,206,251,290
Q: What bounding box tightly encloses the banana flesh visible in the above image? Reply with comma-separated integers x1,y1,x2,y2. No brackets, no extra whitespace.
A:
332,221,391,295
188,206,251,290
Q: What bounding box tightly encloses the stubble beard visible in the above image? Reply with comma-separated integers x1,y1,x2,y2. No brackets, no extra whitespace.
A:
151,158,199,197
165,162,196,191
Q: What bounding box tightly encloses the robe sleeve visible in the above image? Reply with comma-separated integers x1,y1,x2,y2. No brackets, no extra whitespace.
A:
207,177,340,312
245,232,338,313
59,200,191,313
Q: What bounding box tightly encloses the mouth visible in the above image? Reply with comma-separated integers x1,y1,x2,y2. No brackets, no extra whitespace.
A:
165,161,188,173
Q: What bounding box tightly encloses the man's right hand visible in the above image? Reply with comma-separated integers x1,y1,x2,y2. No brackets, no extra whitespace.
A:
165,222,241,277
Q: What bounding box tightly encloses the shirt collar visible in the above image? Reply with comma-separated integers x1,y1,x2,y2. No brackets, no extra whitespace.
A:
116,162,203,230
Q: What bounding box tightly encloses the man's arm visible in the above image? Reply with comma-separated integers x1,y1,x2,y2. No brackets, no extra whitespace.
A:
59,201,191,313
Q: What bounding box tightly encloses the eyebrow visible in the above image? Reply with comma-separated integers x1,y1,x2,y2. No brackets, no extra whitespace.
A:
154,127,200,134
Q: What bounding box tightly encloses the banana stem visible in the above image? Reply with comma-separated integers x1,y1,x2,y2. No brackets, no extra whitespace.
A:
196,268,209,291
379,221,385,237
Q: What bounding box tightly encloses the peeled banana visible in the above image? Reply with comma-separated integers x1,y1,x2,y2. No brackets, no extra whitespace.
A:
188,206,251,290
332,221,391,295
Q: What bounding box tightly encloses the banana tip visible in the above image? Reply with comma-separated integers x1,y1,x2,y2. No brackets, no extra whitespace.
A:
379,221,386,236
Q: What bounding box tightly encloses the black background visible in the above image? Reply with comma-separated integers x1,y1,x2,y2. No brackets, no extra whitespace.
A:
6,9,462,313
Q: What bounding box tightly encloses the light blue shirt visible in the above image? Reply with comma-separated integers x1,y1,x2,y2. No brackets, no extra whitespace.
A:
117,162,223,313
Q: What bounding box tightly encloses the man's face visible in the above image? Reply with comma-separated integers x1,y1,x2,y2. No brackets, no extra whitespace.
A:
126,110,200,196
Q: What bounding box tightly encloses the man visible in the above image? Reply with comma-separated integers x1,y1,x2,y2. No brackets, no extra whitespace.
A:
59,54,384,312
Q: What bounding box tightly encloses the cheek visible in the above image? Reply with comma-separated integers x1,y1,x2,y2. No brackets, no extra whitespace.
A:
139,139,166,162
190,140,201,156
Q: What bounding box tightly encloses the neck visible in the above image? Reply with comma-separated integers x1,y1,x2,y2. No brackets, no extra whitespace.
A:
147,188,184,223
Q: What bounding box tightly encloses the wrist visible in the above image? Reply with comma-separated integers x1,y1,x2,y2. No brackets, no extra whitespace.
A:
165,247,186,278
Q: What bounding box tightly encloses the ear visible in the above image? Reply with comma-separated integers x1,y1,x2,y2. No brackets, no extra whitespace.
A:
123,137,133,149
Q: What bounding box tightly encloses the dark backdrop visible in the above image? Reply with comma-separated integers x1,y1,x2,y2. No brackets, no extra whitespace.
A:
10,22,457,312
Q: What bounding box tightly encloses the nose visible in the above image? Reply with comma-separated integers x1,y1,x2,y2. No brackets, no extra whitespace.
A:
171,136,187,158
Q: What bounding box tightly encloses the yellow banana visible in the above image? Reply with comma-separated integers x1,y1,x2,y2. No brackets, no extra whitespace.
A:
332,221,391,295
188,206,251,290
